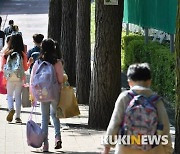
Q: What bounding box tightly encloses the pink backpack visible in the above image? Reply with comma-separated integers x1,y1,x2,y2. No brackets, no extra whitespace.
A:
121,90,160,151
31,60,60,103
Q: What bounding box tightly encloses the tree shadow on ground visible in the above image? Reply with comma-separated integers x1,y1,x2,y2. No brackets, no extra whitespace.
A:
0,107,41,115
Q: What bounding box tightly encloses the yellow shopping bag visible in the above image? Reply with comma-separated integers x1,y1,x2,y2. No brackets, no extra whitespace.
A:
57,86,80,118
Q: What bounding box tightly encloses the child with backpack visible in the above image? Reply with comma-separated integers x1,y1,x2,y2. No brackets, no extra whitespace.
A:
102,63,173,154
27,33,44,74
0,33,33,123
30,38,64,152
4,20,14,37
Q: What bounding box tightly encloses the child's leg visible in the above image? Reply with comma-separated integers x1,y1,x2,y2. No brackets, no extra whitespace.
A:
41,102,50,152
14,81,23,120
6,81,15,122
50,102,61,149
50,102,61,138
41,102,50,138
6,81,15,110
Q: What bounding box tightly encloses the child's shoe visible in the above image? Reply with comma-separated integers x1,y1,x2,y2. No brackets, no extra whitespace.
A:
43,140,49,152
6,109,15,122
55,137,62,149
15,118,22,124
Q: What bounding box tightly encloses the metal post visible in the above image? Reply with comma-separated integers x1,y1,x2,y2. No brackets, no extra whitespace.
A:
144,28,148,44
170,34,174,52
126,23,129,35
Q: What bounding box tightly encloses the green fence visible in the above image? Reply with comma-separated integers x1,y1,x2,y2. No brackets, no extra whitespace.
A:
123,0,178,34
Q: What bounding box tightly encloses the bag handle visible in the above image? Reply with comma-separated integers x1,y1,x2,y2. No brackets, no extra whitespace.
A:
28,102,37,121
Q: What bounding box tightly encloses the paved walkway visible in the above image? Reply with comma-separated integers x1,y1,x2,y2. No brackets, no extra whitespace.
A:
0,0,176,153
0,93,176,154
0,94,108,154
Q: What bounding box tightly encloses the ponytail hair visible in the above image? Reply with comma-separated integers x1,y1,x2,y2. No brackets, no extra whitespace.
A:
40,39,59,65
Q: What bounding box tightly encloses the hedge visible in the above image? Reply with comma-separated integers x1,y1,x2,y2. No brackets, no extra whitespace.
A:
121,35,175,124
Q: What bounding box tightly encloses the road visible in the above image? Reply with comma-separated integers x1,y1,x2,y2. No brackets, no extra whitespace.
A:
0,0,49,50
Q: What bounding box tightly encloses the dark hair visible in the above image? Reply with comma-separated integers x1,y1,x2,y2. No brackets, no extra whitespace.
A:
33,34,44,44
9,20,14,25
40,38,61,65
12,25,18,32
0,17,2,25
4,33,24,59
6,35,11,43
127,63,151,81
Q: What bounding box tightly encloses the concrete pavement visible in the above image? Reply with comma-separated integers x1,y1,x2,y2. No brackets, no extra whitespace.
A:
0,1,109,153
0,92,176,154
0,93,109,154
0,0,176,153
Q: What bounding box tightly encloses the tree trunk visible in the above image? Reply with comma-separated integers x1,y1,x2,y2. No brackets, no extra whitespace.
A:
60,0,77,86
175,0,180,153
48,0,61,43
88,0,124,129
76,0,91,105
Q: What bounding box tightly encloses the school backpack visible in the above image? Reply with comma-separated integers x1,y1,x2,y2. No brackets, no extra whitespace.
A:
31,60,60,103
3,52,25,81
4,26,13,37
121,90,160,151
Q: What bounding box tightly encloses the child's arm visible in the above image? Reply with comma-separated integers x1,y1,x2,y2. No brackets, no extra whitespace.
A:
102,146,110,154
156,100,173,154
54,60,64,84
102,92,128,151
22,52,33,71
29,61,38,105
0,54,6,71
106,92,127,137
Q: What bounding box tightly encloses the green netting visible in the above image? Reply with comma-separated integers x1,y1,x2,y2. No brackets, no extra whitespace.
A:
123,0,178,34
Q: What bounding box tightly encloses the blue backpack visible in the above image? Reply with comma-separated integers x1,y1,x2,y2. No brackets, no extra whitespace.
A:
3,52,25,81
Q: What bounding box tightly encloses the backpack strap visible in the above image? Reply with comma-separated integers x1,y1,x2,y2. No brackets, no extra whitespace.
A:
128,90,137,99
148,95,161,107
128,90,160,107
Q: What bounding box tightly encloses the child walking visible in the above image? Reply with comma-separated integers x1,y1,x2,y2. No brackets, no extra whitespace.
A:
102,63,173,154
30,38,64,152
1,33,32,123
27,33,44,74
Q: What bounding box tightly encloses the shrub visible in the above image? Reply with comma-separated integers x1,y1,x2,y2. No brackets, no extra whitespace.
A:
122,35,175,124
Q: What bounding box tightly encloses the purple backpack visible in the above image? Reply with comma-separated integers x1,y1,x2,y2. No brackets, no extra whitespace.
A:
26,107,46,148
121,90,160,151
31,60,60,103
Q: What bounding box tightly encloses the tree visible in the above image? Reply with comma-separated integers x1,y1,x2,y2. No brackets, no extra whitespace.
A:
88,0,124,129
48,0,62,44
175,0,180,153
60,0,77,86
76,0,91,104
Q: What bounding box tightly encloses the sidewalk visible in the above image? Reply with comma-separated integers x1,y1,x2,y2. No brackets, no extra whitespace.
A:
0,94,111,154
0,93,175,154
